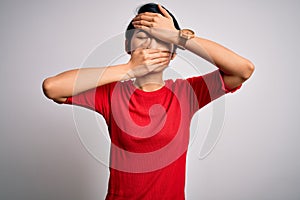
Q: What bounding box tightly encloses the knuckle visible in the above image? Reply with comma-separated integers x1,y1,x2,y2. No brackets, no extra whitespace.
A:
142,53,148,59
141,49,147,54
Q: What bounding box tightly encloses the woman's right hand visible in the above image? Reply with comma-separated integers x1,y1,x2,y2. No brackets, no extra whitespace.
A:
126,48,171,78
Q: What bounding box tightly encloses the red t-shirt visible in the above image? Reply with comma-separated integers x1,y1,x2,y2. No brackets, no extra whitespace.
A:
64,69,240,200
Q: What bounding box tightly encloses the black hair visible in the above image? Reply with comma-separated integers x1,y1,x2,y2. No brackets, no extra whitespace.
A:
125,3,181,53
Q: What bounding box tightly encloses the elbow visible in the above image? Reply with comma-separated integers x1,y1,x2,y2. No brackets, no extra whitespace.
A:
42,77,68,104
240,60,255,81
42,77,57,100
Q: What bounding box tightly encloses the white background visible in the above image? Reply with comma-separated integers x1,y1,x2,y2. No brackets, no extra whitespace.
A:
0,0,299,199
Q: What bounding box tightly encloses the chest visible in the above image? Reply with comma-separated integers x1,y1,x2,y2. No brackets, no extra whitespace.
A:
110,92,191,152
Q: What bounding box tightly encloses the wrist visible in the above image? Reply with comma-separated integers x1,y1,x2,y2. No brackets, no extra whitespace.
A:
123,62,135,80
176,29,196,50
169,29,180,46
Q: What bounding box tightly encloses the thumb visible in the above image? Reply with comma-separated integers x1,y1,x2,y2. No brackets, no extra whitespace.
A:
158,4,172,19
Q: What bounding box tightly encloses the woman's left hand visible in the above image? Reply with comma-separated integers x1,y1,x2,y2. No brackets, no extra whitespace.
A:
132,4,178,44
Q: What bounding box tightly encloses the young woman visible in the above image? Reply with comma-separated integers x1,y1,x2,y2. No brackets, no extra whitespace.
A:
42,3,254,200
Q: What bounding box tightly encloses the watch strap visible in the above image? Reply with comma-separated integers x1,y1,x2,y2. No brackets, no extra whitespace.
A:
177,29,195,50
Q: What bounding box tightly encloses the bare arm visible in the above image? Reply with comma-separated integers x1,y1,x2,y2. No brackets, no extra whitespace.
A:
42,48,170,103
183,37,255,90
42,64,129,103
132,5,255,89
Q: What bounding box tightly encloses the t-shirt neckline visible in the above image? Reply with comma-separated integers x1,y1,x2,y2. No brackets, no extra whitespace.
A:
129,80,170,96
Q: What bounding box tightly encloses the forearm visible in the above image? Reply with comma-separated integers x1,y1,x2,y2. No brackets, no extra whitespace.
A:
131,8,254,82
42,64,130,100
184,36,254,79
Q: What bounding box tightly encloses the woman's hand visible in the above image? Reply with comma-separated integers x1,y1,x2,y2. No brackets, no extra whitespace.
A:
126,48,171,78
132,4,178,44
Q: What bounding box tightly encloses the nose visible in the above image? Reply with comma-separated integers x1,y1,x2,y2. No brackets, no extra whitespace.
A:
143,36,157,49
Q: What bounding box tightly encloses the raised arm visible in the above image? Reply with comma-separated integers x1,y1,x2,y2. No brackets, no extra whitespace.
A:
131,4,255,89
42,48,171,103
184,37,255,90
42,64,129,103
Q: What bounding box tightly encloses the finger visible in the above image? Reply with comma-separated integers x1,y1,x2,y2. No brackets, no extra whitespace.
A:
147,60,169,72
149,56,170,65
145,49,169,53
148,52,171,59
132,48,160,56
133,15,153,22
131,47,144,54
145,49,171,57
158,4,172,19
151,62,169,72
137,12,160,17
132,20,154,27
132,24,150,33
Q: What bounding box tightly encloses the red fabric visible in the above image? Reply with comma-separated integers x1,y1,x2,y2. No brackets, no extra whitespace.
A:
64,70,241,199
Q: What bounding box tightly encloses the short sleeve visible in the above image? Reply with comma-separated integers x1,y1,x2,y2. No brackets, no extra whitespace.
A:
63,82,116,122
187,69,241,109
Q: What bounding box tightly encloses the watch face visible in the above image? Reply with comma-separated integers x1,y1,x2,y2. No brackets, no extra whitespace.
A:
182,29,194,35
180,29,195,39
